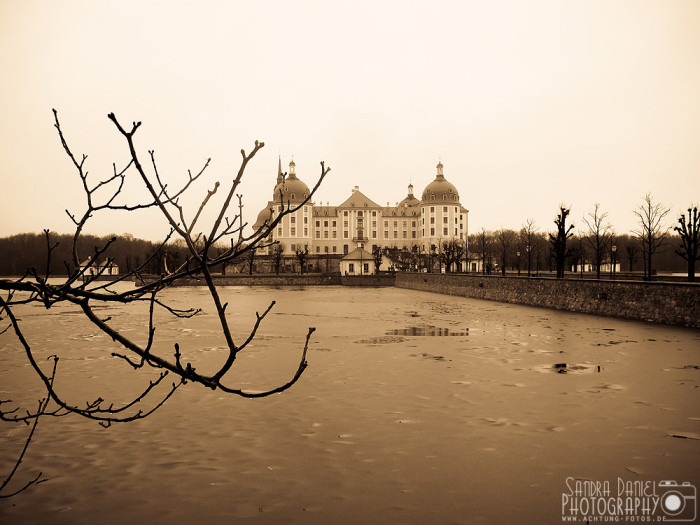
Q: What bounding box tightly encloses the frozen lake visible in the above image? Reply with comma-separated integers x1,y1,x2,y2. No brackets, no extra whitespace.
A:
1,285,699,523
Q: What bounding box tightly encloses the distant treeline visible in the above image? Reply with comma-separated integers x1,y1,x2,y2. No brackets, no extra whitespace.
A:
0,232,202,276
468,230,687,274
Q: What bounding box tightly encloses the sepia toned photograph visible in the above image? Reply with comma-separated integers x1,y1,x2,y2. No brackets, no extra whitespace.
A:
1,1,698,523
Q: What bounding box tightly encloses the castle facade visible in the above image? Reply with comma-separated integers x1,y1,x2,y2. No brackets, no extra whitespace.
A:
252,159,468,265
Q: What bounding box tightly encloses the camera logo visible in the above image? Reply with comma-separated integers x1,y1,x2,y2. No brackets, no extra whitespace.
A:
658,480,696,522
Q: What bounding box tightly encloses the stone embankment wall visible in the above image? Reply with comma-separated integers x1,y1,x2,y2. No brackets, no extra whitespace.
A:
163,274,396,287
168,274,342,286
395,273,700,329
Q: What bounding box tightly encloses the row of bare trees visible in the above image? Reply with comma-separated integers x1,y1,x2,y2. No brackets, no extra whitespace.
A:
470,195,698,282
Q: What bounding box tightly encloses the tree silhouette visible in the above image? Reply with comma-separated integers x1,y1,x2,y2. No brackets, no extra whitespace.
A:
372,246,383,274
441,239,466,273
272,243,285,275
521,219,538,277
494,229,516,276
674,205,699,282
295,247,309,274
0,110,330,496
632,193,670,281
549,206,574,278
582,203,612,279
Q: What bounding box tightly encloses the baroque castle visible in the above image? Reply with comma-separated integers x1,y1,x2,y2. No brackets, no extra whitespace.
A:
252,159,468,272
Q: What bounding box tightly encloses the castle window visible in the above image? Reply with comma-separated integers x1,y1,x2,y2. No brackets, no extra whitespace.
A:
316,246,320,253
333,246,337,253
358,211,363,217
324,231,328,238
316,231,320,238
332,220,336,227
324,246,329,253
454,196,457,201
316,220,320,227
431,195,435,201
344,245,349,254
291,193,295,199
291,216,295,223
324,220,328,227
443,228,448,235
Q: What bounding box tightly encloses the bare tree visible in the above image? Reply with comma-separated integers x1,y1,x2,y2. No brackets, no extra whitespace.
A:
0,110,330,496
675,205,699,282
626,243,639,273
272,243,285,275
521,219,538,277
248,246,256,275
295,247,309,274
582,203,612,279
471,228,492,275
632,193,670,281
440,239,466,273
494,229,516,276
372,246,383,274
549,205,574,278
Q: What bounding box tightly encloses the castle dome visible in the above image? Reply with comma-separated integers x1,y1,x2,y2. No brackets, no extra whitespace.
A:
273,160,310,203
253,206,273,231
421,162,459,203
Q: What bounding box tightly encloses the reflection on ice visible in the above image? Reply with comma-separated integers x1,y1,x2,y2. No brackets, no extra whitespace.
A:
386,325,468,337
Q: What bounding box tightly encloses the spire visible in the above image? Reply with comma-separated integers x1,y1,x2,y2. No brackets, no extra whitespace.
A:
276,155,283,184
436,161,444,179
289,159,296,178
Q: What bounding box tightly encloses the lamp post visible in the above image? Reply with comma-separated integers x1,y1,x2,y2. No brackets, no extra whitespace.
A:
516,251,521,276
611,245,617,280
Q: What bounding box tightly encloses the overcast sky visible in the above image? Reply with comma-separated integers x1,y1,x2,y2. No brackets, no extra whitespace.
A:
1,0,698,242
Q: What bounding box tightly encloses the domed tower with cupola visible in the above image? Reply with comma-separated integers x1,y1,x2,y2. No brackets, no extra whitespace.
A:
253,157,313,258
420,161,468,253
